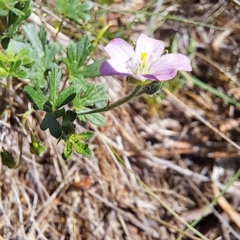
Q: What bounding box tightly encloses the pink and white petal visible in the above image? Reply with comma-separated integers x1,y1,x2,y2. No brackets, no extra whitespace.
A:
135,34,165,60
149,53,192,74
144,69,178,81
100,60,132,76
104,38,135,62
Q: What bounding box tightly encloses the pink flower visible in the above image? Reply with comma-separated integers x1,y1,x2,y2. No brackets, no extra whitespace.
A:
100,34,192,81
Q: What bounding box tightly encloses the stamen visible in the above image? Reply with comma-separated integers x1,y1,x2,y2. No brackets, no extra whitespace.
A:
141,52,147,68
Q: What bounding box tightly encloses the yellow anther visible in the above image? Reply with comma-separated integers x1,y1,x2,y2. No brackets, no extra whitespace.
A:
141,52,147,68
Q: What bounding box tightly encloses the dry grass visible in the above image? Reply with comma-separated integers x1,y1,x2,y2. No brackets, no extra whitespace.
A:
0,0,240,239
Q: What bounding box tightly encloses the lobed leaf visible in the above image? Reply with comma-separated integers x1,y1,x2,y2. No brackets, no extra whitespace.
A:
77,59,105,78
49,64,61,108
1,148,16,169
85,113,106,126
71,131,94,141
62,141,73,160
72,141,92,157
55,84,78,109
40,112,61,139
24,85,50,110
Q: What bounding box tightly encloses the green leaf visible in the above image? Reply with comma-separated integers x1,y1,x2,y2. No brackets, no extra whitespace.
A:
15,48,29,61
62,131,94,159
55,84,78,109
74,83,108,107
49,64,61,107
0,67,8,77
43,43,59,68
77,59,105,78
54,108,65,118
0,9,8,17
77,114,86,125
71,132,93,157
72,141,92,157
0,0,31,42
72,79,108,126
21,24,60,87
75,2,93,21
0,51,9,62
61,110,77,136
63,110,77,123
85,112,106,126
62,141,73,160
13,69,27,79
0,42,34,79
71,131,94,141
40,112,61,139
24,86,50,110
63,35,92,78
22,23,43,57
39,25,47,49
56,0,93,22
77,1,93,12
1,148,16,169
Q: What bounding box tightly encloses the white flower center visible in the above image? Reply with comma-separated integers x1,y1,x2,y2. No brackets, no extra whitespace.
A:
140,52,148,74
125,52,156,76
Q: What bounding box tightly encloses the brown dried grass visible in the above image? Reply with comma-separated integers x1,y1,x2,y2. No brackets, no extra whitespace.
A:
0,0,240,239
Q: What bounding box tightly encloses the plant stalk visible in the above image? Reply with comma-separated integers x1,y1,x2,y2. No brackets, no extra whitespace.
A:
77,85,142,115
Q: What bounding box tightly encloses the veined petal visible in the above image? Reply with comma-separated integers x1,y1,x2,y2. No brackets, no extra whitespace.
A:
104,38,135,62
135,34,165,62
143,69,178,81
100,60,132,76
149,53,192,74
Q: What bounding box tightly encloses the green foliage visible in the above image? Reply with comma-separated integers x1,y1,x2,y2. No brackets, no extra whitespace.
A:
22,23,61,87
63,35,104,80
0,2,109,160
61,110,77,137
56,0,93,22
0,0,31,48
24,64,80,111
24,65,80,140
73,78,108,126
0,45,34,78
1,148,16,168
24,85,52,111
40,112,62,138
22,62,104,159
63,131,94,160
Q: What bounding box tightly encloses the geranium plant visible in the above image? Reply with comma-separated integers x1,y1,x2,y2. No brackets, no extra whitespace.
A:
0,0,191,165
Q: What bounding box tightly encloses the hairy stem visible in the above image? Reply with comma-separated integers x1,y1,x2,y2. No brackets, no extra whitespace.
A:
77,85,142,115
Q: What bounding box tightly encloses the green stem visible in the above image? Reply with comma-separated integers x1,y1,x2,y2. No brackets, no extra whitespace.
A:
77,85,142,115
181,72,240,107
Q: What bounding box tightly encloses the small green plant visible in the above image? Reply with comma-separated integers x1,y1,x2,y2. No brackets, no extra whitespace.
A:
2,2,239,239
0,0,192,161
56,0,93,22
0,0,31,48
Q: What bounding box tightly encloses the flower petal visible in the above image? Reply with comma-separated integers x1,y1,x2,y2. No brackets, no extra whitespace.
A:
135,34,165,62
143,69,178,81
149,53,192,74
104,38,135,62
100,59,132,76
